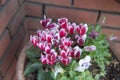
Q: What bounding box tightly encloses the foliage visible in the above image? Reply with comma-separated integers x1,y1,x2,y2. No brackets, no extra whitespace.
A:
24,16,111,80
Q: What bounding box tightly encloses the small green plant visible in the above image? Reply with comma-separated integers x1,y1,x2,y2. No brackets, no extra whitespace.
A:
24,16,111,80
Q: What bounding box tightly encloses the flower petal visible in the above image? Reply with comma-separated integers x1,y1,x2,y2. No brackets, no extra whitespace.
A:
84,45,96,52
59,29,67,38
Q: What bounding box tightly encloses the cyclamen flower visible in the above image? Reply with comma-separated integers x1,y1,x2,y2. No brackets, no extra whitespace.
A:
60,56,71,65
30,35,39,46
47,49,57,65
47,23,59,29
59,50,72,65
61,37,73,47
37,42,45,51
73,46,82,58
58,18,68,29
84,45,96,52
67,23,76,34
46,34,52,43
40,54,47,65
51,39,59,46
54,33,60,41
75,55,91,72
41,49,57,66
59,29,67,38
60,50,68,58
76,24,88,36
59,44,68,51
40,15,52,28
37,30,42,37
77,34,87,46
45,45,51,53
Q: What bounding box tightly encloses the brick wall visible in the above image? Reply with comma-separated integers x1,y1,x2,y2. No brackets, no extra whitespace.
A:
0,0,25,80
24,0,120,38
0,0,120,80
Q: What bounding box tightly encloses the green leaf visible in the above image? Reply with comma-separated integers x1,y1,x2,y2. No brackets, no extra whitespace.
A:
46,71,54,80
26,47,40,59
74,76,79,80
94,74,100,80
105,59,110,65
37,69,46,80
69,70,74,79
60,76,68,80
95,25,101,33
38,70,54,80
98,61,105,70
24,62,42,76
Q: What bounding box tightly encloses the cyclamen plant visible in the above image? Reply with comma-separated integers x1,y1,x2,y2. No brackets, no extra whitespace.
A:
24,15,111,80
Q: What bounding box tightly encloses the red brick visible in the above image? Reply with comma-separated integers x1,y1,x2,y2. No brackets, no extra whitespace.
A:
15,33,32,58
8,6,25,37
24,2,42,17
46,6,98,24
18,0,24,5
26,0,70,6
0,26,25,76
100,0,120,12
13,74,17,80
99,13,120,28
24,17,43,30
0,0,19,35
0,72,3,80
3,58,17,80
102,28,120,39
0,30,11,59
74,0,120,12
0,0,7,6
74,0,99,10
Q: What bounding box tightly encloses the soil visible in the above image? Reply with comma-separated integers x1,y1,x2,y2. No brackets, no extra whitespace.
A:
103,55,120,80
25,51,120,80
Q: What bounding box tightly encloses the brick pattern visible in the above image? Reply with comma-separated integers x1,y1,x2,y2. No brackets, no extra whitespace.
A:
24,2,42,17
74,0,120,12
26,0,71,6
3,58,17,80
0,0,120,80
0,0,25,79
102,28,120,39
99,13,120,28
24,17,43,30
18,0,24,5
0,0,8,6
8,6,25,37
46,6,98,24
0,72,3,80
0,30,11,59
0,0,19,35
0,26,25,76
74,0,99,10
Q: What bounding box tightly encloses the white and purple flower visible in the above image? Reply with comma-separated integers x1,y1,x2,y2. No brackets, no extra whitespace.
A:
75,55,91,72
84,45,96,52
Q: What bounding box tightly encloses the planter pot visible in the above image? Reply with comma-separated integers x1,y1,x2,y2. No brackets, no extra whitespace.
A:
16,41,120,80
109,40,120,61
16,42,32,80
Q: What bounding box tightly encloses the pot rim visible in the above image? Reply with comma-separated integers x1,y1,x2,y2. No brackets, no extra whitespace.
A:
16,42,32,80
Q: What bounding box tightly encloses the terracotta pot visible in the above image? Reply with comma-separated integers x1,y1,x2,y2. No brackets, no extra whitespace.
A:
108,40,120,61
16,42,32,80
16,40,120,80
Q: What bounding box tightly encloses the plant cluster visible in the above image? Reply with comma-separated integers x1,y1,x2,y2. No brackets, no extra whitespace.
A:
24,16,111,80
